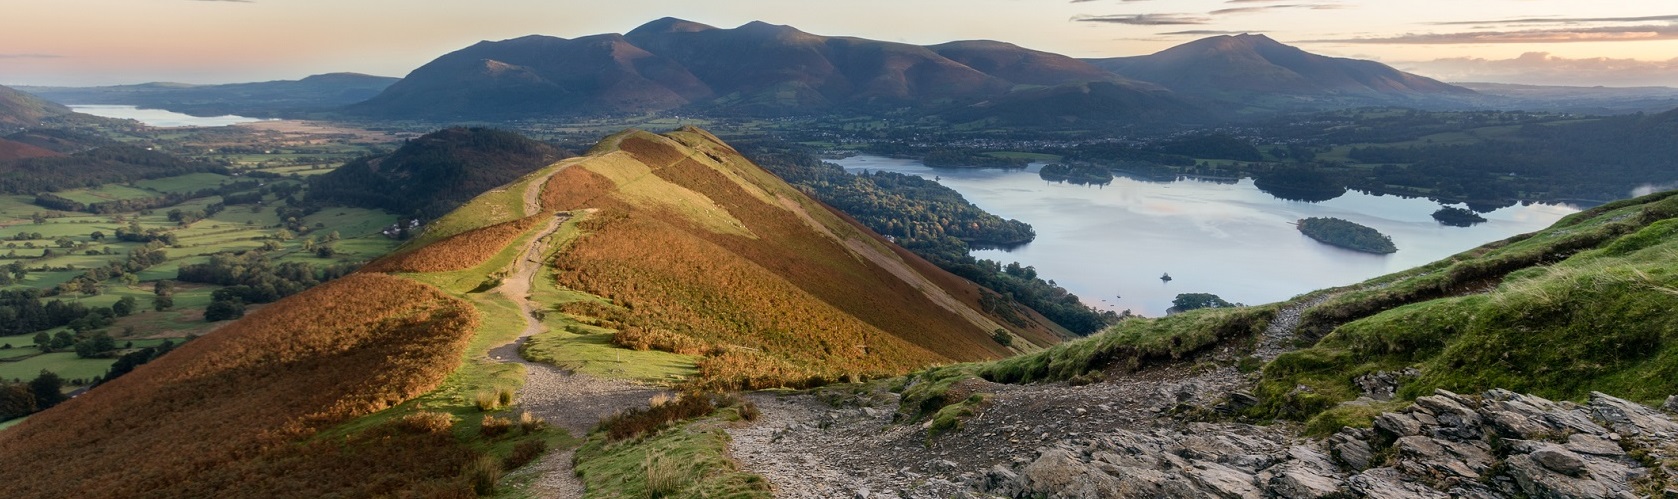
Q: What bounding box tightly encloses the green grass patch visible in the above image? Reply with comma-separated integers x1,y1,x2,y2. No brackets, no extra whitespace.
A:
574,417,771,499
1253,191,1678,422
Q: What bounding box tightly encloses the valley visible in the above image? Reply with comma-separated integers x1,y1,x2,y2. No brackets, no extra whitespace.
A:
3,9,1678,499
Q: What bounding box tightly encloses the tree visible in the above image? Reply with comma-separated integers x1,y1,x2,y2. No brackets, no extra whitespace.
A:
204,299,245,322
49,331,75,350
112,296,137,317
153,280,175,296
90,230,105,241
27,370,67,409
32,331,49,350
0,383,35,420
75,332,118,358
991,329,1014,347
152,294,174,311
1172,293,1235,312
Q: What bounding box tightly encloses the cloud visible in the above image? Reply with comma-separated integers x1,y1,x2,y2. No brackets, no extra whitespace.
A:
1210,4,1344,16
1071,13,1210,25
1429,14,1678,26
0,53,63,59
1305,25,1678,44
1397,52,1678,87
1157,30,1260,36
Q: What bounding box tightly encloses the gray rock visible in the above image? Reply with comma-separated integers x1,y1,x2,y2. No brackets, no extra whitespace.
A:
1565,433,1625,457
1590,391,1678,437
1267,463,1343,499
1415,390,1483,439
1374,412,1423,437
1506,453,1638,499
1347,468,1450,499
1530,446,1589,476
1186,461,1262,499
1664,395,1677,413
1392,435,1495,482
1484,409,1554,439
1330,433,1375,470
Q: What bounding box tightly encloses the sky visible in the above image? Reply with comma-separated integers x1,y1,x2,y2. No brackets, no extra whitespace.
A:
4,0,1678,87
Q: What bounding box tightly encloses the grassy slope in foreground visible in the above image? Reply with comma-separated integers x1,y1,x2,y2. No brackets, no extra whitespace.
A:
888,190,1678,431
0,273,485,498
1258,191,1678,424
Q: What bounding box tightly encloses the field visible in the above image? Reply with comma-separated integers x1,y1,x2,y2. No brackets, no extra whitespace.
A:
0,168,402,387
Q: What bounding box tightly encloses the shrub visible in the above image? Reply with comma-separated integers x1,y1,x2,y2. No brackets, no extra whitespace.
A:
597,393,717,441
474,390,500,412
393,411,456,435
480,415,513,438
517,411,546,434
645,450,681,498
496,387,515,407
465,455,501,496
504,439,547,471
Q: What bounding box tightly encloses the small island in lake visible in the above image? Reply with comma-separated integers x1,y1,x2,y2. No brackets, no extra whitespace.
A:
1431,206,1488,227
1039,163,1114,185
1296,217,1397,254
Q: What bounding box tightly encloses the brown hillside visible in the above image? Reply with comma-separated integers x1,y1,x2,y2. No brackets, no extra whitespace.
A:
0,137,62,161
0,273,480,498
365,214,545,273
531,127,1058,388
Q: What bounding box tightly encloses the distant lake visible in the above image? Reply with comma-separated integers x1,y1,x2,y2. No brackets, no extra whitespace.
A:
833,155,1578,316
68,105,268,127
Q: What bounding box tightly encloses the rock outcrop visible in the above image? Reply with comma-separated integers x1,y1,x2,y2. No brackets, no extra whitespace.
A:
980,389,1678,498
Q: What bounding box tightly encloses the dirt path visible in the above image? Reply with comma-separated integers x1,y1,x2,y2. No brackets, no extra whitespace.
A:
486,163,668,498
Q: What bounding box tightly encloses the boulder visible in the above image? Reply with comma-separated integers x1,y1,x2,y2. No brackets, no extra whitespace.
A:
1590,392,1678,438
1529,446,1588,477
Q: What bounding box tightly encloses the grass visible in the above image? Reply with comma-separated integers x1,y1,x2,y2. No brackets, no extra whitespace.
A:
574,405,770,499
1252,191,1678,422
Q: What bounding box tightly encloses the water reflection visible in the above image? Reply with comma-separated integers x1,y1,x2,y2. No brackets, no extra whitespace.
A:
68,105,268,128
834,155,1577,316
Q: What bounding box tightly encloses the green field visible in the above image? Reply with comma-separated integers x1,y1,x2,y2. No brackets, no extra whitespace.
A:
0,171,403,385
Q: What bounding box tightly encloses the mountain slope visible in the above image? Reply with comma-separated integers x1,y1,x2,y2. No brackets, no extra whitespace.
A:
0,274,483,498
349,33,712,119
19,73,397,117
0,84,70,128
521,127,1061,387
1088,34,1473,108
309,127,567,218
353,18,1173,119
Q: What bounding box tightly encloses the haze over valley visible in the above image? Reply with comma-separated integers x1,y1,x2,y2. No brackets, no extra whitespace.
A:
3,4,1678,498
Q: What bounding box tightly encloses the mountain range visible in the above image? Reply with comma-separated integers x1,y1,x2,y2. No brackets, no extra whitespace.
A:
19,73,397,118
1086,34,1474,110
347,20,1475,121
0,84,70,128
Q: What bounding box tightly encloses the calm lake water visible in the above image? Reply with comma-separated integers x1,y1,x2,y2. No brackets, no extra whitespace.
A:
833,155,1578,316
68,105,268,127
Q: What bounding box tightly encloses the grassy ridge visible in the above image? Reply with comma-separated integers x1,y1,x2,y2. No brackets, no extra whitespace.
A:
540,129,1043,390
1257,193,1678,424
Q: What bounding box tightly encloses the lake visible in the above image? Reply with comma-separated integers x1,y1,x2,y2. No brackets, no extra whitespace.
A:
833,155,1578,316
68,105,268,127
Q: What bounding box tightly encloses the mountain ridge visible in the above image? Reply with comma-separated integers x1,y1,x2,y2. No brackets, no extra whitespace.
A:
351,18,1176,120
1086,33,1473,108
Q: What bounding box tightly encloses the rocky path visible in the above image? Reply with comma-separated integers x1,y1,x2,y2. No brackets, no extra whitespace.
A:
727,290,1678,498
487,164,668,499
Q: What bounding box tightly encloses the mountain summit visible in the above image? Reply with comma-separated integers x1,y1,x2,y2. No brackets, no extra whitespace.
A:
1087,34,1472,107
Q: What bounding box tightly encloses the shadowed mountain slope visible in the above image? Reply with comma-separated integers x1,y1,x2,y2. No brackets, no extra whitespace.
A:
352,18,1173,120
1088,34,1473,108
309,127,567,218
0,84,70,128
